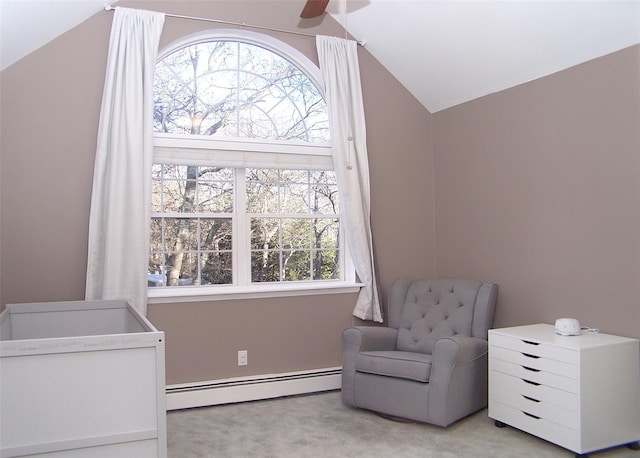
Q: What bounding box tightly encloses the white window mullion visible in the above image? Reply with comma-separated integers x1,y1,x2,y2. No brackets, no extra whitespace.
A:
235,42,241,138
234,168,250,286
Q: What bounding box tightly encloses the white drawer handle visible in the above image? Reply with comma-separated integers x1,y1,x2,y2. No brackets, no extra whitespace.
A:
522,395,540,403
522,378,541,386
522,365,541,373
522,411,541,420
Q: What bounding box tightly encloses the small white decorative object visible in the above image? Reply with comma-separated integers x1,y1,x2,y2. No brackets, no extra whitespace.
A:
554,318,581,336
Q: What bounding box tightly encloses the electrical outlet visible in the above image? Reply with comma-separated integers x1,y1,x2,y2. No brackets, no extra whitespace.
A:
238,350,248,366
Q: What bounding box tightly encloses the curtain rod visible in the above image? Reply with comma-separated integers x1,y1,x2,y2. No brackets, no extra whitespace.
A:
104,5,365,46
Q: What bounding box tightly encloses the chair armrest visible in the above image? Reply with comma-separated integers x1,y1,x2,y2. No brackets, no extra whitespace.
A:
427,335,489,426
341,326,398,407
432,335,488,366
342,326,398,353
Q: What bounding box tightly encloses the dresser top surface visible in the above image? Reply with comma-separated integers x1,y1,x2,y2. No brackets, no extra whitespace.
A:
490,323,639,349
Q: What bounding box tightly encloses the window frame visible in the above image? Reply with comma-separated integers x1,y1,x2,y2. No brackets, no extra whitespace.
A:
148,30,360,303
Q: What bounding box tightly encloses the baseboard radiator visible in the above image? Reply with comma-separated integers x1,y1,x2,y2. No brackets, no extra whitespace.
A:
166,367,342,410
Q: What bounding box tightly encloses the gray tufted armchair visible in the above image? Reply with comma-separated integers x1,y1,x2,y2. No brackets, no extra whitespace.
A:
341,278,498,426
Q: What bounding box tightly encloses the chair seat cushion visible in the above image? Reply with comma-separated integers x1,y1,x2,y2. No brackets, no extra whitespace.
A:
355,350,433,382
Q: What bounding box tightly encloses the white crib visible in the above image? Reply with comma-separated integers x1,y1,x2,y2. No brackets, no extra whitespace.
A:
0,300,167,458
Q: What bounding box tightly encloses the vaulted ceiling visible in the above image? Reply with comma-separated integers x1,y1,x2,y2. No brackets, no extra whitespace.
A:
1,0,638,113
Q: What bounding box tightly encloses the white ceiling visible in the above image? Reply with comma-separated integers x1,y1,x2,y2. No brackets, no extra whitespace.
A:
332,0,640,112
1,0,639,113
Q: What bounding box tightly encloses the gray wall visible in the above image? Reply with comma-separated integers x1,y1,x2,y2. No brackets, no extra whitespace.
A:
433,45,640,339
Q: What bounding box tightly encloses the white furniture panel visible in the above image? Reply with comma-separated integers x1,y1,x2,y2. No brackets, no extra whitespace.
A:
489,323,640,456
490,358,578,392
490,399,579,450
0,300,167,458
491,345,577,377
491,370,578,411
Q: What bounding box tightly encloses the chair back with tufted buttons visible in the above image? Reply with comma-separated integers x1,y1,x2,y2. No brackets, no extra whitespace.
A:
390,279,497,354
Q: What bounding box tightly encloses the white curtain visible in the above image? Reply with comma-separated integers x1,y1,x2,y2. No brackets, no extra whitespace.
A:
86,7,165,315
316,36,382,322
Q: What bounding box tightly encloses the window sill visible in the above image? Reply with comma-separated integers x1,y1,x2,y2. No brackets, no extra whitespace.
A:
147,282,363,304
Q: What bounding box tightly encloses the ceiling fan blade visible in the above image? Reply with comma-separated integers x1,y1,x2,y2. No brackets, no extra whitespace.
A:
300,0,330,19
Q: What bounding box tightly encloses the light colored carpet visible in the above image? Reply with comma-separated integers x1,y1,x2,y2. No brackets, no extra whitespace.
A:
167,390,638,458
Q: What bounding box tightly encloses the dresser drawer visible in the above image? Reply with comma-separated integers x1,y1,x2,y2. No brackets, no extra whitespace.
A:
490,358,577,392
490,381,578,429
490,333,577,364
489,400,579,452
490,345,577,378
490,370,577,411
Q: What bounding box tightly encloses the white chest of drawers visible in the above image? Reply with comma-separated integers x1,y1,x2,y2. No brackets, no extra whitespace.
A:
488,324,640,456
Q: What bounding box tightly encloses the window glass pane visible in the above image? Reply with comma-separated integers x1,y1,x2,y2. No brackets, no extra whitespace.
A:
150,162,236,288
282,183,309,214
250,218,279,250
251,250,280,282
281,218,310,250
151,165,163,212
165,252,197,286
164,218,198,251
313,218,340,249
312,188,339,214
198,167,233,181
246,180,278,214
285,170,309,182
200,252,232,285
148,253,166,286
250,169,277,182
310,170,339,214
200,219,232,250
237,44,285,139
154,40,329,143
197,167,234,212
245,169,341,285
246,169,337,215
162,180,189,212
154,42,240,136
150,218,164,251
313,250,340,280
283,250,311,281
246,169,279,213
149,216,234,286
163,164,189,180
152,166,234,213
280,170,308,198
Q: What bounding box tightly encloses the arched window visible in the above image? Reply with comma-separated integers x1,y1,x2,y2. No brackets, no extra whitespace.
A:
148,30,355,300
153,34,329,142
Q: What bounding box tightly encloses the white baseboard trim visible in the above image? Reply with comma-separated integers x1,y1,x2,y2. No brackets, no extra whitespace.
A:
166,367,342,410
